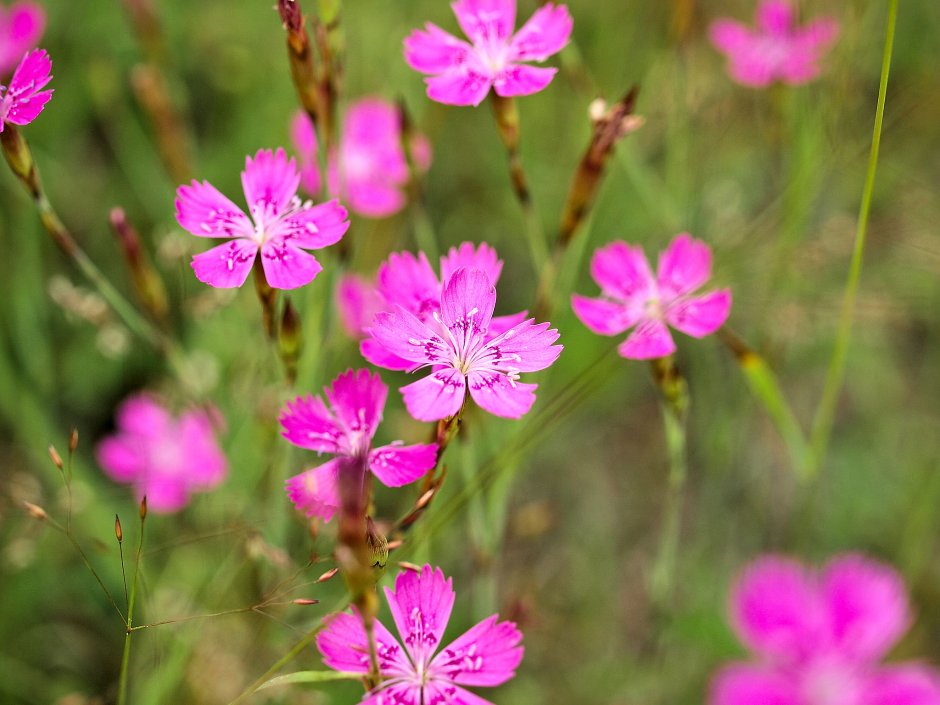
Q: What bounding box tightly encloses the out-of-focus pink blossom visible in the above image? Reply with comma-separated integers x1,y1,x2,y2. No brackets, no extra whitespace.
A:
710,554,940,705
291,98,431,218
281,369,438,522
336,273,383,339
175,148,349,289
0,48,52,131
572,233,731,360
0,2,44,77
709,0,839,88
369,267,562,421
96,394,227,513
404,0,573,106
318,564,523,703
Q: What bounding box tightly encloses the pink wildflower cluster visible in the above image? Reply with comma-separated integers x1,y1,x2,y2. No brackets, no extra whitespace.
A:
0,1,44,77
710,0,839,88
318,564,523,705
281,369,438,521
175,147,350,289
96,394,228,513
291,98,432,218
0,47,52,132
573,233,731,359
712,554,940,705
404,0,573,106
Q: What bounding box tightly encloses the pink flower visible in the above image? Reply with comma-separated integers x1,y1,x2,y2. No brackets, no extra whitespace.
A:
290,98,432,218
96,394,227,513
337,273,384,339
0,2,44,77
0,48,53,132
318,563,523,704
281,369,438,522
709,0,839,88
711,554,940,705
352,242,527,365
572,233,731,360
175,148,350,289
404,0,573,106
369,267,562,421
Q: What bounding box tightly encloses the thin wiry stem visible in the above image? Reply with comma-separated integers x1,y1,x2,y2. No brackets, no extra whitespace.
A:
807,0,899,478
117,503,146,705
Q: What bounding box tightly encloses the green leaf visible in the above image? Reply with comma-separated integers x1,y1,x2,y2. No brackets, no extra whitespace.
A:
258,670,363,691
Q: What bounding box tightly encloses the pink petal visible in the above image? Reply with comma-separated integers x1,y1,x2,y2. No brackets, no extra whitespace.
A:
324,368,387,441
289,110,322,196
709,20,755,56
431,614,523,687
370,308,450,368
2,48,53,126
377,251,441,320
509,3,572,62
424,682,498,705
401,369,467,422
486,319,562,372
656,232,713,300
440,268,496,333
96,436,143,483
0,3,45,74
138,476,190,513
279,394,343,454
756,0,794,36
369,443,439,487
178,409,227,489
781,19,839,84
278,199,350,250
360,336,418,371
426,67,494,106
467,371,537,419
709,664,799,705
175,180,254,239
344,178,406,218
589,240,656,303
571,294,636,336
665,290,732,338
492,64,557,98
316,611,413,677
730,555,822,664
617,319,676,360
116,394,172,438
259,240,322,289
452,0,516,43
820,554,910,662
241,148,301,216
385,564,456,667
404,23,475,74
411,133,433,172
488,311,528,340
441,242,503,287
867,666,940,705
284,459,342,522
190,239,258,288
336,274,381,338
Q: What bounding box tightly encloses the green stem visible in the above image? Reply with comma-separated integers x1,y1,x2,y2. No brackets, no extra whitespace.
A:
806,0,898,478
117,512,146,705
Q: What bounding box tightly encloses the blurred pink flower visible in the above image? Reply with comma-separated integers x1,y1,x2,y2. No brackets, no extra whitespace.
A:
711,554,940,705
0,48,52,131
290,98,431,218
370,267,562,421
175,148,349,289
353,242,527,364
709,0,839,88
96,394,227,513
572,233,731,360
0,2,44,77
336,273,383,339
281,369,438,522
318,564,523,703
404,0,572,106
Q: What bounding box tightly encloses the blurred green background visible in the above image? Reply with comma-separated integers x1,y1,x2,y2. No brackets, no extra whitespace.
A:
2,0,940,703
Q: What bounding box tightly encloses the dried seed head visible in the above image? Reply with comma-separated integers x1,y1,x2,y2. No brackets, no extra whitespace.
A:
115,514,123,543
292,598,319,606
23,501,48,521
317,567,338,583
397,561,421,573
69,428,79,453
139,495,148,520
48,445,64,470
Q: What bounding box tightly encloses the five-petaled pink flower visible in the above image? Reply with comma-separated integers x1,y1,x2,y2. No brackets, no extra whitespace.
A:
96,394,228,513
369,267,562,421
318,563,523,705
175,147,350,289
291,98,432,218
709,0,839,88
350,242,526,367
572,233,731,360
0,2,44,77
0,48,52,132
281,368,438,522
404,0,573,106
711,554,940,705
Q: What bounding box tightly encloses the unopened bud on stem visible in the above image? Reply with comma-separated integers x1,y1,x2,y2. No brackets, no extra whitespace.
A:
48,445,64,470
115,514,123,543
